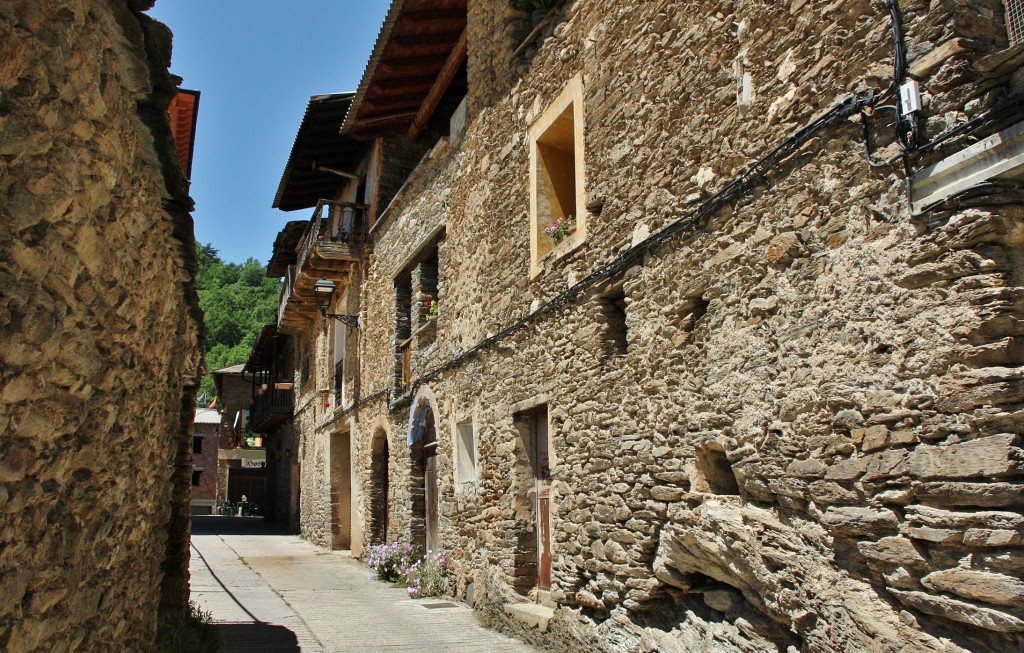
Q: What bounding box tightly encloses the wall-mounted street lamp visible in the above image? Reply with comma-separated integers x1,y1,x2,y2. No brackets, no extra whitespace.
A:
313,279,360,329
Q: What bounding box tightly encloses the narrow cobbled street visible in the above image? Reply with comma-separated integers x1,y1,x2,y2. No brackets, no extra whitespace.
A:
190,517,539,652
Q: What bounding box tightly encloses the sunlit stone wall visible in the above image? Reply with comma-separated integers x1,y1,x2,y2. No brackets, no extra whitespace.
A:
0,1,203,650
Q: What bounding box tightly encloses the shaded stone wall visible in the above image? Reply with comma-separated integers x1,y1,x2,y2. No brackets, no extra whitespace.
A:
266,420,298,528
0,0,203,650
216,372,255,448
343,0,1024,651
294,317,339,548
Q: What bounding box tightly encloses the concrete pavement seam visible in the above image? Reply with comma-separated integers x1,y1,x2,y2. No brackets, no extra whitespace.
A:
206,521,330,652
189,541,262,623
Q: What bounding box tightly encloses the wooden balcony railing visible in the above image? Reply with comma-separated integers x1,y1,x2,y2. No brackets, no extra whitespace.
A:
277,200,369,334
251,382,294,433
294,200,369,282
277,264,296,330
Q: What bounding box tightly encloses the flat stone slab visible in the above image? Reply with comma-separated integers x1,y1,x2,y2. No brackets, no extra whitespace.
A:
503,602,555,632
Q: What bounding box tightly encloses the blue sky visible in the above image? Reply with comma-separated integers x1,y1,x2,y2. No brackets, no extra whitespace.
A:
147,1,391,265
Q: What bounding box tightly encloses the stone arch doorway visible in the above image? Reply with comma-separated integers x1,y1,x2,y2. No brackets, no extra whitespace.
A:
369,428,389,545
408,387,440,551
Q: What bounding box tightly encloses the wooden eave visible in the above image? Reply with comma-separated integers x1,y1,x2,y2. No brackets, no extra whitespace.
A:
273,93,366,212
266,221,308,278
244,324,287,375
342,0,468,140
168,89,200,179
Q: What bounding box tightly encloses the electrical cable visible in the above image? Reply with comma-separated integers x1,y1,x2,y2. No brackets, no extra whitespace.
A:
913,90,1024,155
319,92,881,431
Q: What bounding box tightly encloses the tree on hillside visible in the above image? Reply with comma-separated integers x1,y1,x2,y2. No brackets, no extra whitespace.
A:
195,243,281,402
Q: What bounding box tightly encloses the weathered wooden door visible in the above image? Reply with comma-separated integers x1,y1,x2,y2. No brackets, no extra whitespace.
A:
424,416,439,552
331,431,351,550
381,442,390,543
534,410,551,591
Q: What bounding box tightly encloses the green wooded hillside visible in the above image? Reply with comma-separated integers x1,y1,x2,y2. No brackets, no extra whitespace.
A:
196,244,281,401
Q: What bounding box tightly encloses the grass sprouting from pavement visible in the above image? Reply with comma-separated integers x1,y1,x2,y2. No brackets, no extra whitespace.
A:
156,600,222,653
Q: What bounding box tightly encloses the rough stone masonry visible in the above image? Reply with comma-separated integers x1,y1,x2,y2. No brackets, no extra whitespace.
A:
0,1,203,651
317,0,1024,652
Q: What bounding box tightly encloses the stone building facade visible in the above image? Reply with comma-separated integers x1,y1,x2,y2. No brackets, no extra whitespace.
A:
269,0,1023,651
266,92,376,550
212,364,268,507
0,0,204,650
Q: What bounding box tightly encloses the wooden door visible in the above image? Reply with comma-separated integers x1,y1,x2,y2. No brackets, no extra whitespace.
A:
425,444,438,551
424,414,439,552
331,431,351,550
534,410,551,591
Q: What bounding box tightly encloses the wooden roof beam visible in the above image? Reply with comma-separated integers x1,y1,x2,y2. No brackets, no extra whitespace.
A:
352,111,419,132
408,27,467,141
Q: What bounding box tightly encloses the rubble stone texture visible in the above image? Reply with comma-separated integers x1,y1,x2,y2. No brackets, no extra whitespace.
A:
221,2,1024,653
0,1,203,651
311,0,1024,651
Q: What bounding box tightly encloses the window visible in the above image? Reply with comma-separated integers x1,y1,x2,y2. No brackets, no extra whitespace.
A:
456,421,476,484
333,291,347,406
412,247,439,325
192,436,202,454
191,470,202,486
598,289,628,361
1007,0,1023,45
529,75,586,278
695,445,739,495
393,236,444,392
394,274,412,390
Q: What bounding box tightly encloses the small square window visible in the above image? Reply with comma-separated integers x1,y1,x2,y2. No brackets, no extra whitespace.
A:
456,421,476,484
530,75,586,278
598,289,628,361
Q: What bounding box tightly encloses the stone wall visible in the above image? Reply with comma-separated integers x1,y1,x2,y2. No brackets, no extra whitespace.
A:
265,420,298,528
294,316,339,548
215,370,254,448
0,0,203,650
340,0,1024,651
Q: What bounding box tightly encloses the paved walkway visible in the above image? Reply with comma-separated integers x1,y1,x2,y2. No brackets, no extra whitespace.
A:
190,516,540,653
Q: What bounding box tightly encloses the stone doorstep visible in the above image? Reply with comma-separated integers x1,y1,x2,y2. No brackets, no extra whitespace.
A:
504,602,555,633
536,589,556,609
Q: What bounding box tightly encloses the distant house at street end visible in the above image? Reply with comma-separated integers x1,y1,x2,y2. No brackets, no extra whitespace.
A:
192,408,221,514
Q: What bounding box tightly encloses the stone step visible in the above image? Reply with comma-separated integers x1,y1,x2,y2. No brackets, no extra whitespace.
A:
503,602,555,633
535,590,556,609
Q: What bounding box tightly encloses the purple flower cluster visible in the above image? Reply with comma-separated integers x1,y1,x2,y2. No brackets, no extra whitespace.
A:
543,215,575,241
365,540,450,599
365,538,417,583
404,550,449,599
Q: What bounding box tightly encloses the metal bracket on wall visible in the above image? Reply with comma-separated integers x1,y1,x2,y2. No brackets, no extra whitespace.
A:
911,120,1024,213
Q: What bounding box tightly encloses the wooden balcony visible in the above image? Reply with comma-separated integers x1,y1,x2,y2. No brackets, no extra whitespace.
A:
278,200,369,334
251,382,294,433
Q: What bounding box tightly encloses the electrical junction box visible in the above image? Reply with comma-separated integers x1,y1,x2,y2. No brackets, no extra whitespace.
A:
900,80,921,114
